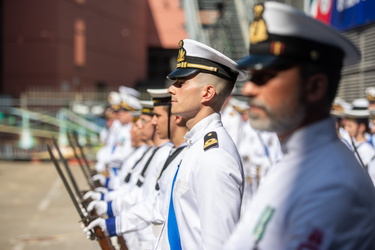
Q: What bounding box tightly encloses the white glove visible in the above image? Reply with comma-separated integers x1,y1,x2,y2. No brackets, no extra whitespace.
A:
79,203,88,217
95,187,109,194
82,217,107,239
87,200,108,216
95,161,107,172
92,174,106,186
83,190,102,201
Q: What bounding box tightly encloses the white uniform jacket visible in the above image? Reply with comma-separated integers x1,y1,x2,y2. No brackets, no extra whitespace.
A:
95,122,134,172
221,99,242,147
168,113,244,250
111,141,173,213
108,144,150,190
225,118,375,250
354,141,375,185
115,146,188,234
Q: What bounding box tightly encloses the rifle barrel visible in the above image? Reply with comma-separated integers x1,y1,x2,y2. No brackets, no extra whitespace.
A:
52,138,82,199
73,132,93,175
67,133,95,190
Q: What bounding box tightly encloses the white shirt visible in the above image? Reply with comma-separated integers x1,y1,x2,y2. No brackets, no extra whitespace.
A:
225,118,375,250
354,141,375,185
109,122,134,162
109,142,173,209
95,121,134,172
237,120,282,207
221,99,242,147
166,113,244,250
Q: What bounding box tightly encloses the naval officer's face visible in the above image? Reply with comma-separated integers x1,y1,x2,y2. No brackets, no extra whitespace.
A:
344,119,360,138
242,66,305,136
168,74,203,120
151,106,169,139
136,114,154,141
117,110,133,125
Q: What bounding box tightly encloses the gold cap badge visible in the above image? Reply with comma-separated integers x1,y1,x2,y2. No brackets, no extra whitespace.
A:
249,4,269,44
177,40,186,63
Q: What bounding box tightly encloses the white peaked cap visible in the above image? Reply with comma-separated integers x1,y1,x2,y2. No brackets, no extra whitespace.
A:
119,93,142,111
366,87,375,102
168,39,248,82
139,100,154,116
108,91,121,105
238,1,360,69
352,98,369,109
343,98,370,119
331,97,351,117
231,98,250,113
147,88,170,98
344,109,370,119
119,86,141,98
147,88,171,106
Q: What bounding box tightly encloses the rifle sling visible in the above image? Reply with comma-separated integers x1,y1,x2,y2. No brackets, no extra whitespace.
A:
155,145,186,190
136,146,162,187
124,146,152,183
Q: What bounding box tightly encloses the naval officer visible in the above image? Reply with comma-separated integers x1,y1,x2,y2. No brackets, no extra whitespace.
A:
225,2,375,249
164,39,247,250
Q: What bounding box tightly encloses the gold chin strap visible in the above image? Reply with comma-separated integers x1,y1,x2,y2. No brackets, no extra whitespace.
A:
142,108,153,114
121,102,138,111
112,104,120,111
177,62,218,72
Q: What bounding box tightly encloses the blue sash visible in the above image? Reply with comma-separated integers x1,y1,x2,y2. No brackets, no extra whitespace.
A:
167,160,182,250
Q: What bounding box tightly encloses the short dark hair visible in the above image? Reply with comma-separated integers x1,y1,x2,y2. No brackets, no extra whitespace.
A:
355,118,370,134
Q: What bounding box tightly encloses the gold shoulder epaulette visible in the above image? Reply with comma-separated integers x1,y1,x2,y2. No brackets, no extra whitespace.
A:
203,131,219,151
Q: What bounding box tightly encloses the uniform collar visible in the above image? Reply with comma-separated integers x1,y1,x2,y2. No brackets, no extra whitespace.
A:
157,140,174,148
281,117,338,155
184,113,222,146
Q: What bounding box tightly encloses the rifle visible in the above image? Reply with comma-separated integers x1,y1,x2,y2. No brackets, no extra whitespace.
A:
52,138,129,250
72,132,96,176
67,133,99,190
52,138,84,199
47,144,115,250
52,137,93,208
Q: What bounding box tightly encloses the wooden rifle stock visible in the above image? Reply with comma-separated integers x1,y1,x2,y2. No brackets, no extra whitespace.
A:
47,144,115,250
92,224,116,250
117,235,129,250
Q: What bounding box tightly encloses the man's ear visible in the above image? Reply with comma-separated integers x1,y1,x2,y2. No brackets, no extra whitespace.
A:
173,115,187,127
174,115,182,124
305,73,328,102
202,85,216,103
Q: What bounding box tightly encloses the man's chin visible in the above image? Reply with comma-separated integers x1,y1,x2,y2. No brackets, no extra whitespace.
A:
249,119,271,131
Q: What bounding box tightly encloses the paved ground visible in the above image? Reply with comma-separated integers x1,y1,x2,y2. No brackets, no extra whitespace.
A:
0,160,102,250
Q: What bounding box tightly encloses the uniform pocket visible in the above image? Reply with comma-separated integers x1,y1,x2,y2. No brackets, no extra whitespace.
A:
175,179,189,196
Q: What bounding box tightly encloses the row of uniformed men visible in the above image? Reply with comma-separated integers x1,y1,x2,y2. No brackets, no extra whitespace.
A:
79,2,375,250
331,90,375,185
84,86,280,249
